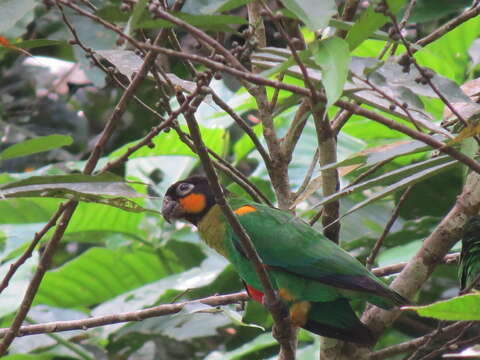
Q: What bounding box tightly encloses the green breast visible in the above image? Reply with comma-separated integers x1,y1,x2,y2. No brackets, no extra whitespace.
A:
197,204,228,257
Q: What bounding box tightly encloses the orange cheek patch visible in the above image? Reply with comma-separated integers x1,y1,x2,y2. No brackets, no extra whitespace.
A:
234,205,257,216
180,193,206,213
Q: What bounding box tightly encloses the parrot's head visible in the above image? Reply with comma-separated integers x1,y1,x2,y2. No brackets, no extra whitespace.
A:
162,176,216,225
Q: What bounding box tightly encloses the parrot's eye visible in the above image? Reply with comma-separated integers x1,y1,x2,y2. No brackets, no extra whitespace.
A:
177,182,194,196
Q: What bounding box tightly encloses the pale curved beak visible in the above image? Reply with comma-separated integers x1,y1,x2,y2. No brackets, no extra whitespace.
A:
161,195,184,223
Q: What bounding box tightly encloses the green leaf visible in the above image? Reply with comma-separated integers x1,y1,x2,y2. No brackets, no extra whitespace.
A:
339,159,457,219
124,0,148,36
0,135,73,161
0,174,153,214
57,201,147,240
377,240,423,267
281,0,336,31
311,37,351,107
314,155,455,208
0,0,35,33
205,333,276,360
2,355,54,360
415,15,480,83
403,293,480,320
214,0,253,13
319,138,435,172
233,123,262,162
222,307,265,331
345,0,408,50
35,247,187,308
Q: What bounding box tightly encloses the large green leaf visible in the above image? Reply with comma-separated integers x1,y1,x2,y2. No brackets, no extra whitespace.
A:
0,135,73,161
91,256,228,337
345,0,408,50
0,174,152,214
35,247,188,308
205,333,276,360
415,15,480,83
312,37,351,107
404,293,480,320
0,198,60,224
57,201,147,240
281,0,336,31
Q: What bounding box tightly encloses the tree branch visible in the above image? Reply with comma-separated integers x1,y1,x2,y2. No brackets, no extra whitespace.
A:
0,292,249,339
357,172,480,352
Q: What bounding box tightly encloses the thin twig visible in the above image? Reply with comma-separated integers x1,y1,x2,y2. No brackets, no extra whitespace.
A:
293,148,319,200
366,185,414,269
281,99,310,162
148,7,246,72
369,322,468,360
209,90,272,167
386,5,469,128
337,0,360,38
398,1,480,63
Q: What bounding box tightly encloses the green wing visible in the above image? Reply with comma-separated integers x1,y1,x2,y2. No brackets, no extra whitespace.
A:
226,199,406,308
459,216,480,291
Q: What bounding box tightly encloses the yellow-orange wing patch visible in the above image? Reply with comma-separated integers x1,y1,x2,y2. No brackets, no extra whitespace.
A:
180,193,206,213
289,301,311,327
278,288,296,302
234,205,257,216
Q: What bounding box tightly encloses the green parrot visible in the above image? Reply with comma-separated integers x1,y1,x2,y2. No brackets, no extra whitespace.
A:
459,216,480,292
162,176,408,344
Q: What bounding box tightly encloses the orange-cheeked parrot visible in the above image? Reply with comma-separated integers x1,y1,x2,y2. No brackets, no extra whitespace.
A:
162,176,408,344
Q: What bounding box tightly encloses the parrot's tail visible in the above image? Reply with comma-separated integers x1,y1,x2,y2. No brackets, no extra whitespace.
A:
303,318,375,345
305,299,376,345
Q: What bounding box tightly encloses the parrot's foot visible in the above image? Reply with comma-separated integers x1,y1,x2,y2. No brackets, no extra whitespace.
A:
261,294,288,318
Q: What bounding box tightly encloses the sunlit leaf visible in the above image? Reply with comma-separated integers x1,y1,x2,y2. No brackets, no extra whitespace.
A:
0,135,73,161
311,37,351,107
345,0,407,50
281,0,336,31
403,293,480,320
35,247,189,308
